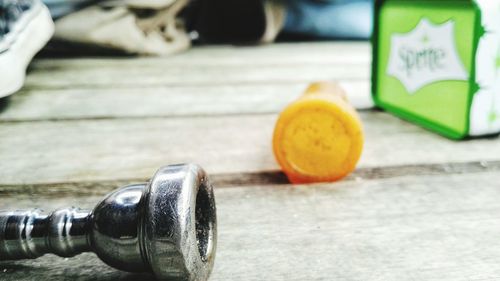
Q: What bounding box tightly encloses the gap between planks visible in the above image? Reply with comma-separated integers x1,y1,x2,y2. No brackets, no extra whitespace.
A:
1,160,498,197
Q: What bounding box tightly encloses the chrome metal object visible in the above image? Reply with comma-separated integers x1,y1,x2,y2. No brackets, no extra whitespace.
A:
0,164,217,281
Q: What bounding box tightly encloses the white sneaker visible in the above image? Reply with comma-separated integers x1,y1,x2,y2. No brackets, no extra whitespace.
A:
0,0,54,98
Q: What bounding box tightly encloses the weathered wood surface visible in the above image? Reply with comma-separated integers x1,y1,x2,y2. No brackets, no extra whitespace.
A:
1,111,500,187
16,43,373,118
25,43,370,91
34,42,371,68
25,63,368,88
2,172,500,281
1,42,500,280
0,81,372,121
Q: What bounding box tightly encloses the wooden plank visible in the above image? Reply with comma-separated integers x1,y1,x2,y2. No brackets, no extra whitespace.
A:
25,62,369,89
25,43,370,89
1,111,500,186
3,42,373,122
2,171,500,280
0,81,373,121
34,42,371,68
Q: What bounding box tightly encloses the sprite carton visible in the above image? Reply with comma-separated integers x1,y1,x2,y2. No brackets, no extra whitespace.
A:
372,0,500,139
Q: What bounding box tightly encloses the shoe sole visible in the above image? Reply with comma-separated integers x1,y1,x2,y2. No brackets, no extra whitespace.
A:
0,2,54,98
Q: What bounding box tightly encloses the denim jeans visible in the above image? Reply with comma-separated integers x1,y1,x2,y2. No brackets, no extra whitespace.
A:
283,0,374,39
42,0,94,18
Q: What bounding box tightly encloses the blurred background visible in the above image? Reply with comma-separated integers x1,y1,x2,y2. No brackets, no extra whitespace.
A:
40,0,374,55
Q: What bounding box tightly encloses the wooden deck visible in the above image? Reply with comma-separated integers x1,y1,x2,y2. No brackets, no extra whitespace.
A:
1,42,500,280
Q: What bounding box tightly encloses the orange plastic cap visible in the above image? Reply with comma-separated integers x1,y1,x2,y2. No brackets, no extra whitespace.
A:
272,82,364,184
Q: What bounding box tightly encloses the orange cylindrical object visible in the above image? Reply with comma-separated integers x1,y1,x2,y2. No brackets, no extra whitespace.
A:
272,82,364,184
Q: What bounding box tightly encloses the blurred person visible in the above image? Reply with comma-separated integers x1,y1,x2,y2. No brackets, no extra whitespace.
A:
282,0,373,39
42,0,96,19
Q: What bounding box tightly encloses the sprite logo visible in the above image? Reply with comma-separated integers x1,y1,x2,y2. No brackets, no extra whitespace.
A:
387,18,469,94
398,46,446,77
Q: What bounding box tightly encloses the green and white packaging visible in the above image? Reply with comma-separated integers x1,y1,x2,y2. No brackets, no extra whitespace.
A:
372,0,500,139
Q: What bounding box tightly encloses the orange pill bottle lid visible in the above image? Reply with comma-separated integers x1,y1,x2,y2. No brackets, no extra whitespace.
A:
273,82,364,184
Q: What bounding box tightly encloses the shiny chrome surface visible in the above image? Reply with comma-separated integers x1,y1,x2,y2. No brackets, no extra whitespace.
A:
91,183,146,272
0,208,90,259
143,164,217,281
0,164,217,281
